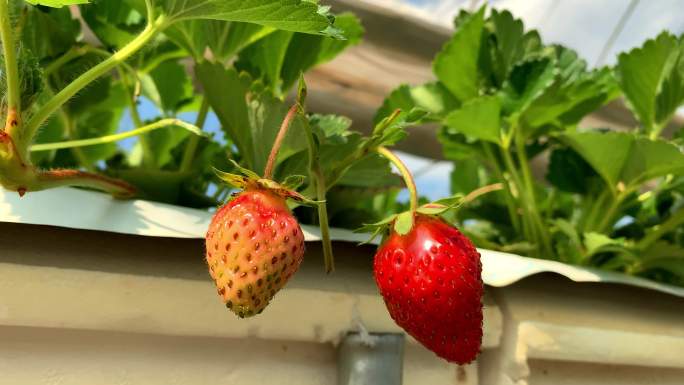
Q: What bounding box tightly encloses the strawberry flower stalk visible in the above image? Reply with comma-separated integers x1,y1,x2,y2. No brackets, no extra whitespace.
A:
370,146,502,364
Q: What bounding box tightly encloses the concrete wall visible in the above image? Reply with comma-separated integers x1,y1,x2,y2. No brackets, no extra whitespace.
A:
1,222,683,384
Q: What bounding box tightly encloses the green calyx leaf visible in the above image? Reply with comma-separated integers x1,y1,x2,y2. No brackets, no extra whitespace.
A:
216,160,319,206
257,178,322,206
354,214,399,245
228,159,260,179
393,211,414,236
281,174,306,190
416,195,466,215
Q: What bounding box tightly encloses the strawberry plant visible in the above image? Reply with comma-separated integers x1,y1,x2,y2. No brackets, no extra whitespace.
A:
378,6,684,287
0,0,359,202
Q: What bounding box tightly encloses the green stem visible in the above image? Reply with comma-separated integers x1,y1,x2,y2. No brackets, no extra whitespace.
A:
377,146,418,219
144,0,155,20
31,118,202,152
140,50,186,73
515,133,552,256
636,206,684,251
314,168,334,273
35,169,136,198
595,192,624,233
117,67,153,167
482,143,520,233
583,189,611,232
500,147,535,243
24,15,168,148
44,46,87,76
263,104,299,179
180,96,210,172
0,0,20,131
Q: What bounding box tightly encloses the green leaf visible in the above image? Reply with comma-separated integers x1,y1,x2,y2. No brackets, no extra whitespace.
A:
155,0,341,37
26,0,89,7
197,61,307,173
552,219,582,249
450,158,485,195
560,131,684,190
196,61,254,165
616,31,682,132
370,108,426,148
638,241,684,282
280,12,364,91
164,19,272,61
22,5,80,59
484,9,541,85
375,82,459,123
393,211,414,235
148,59,194,112
583,232,626,258
80,1,144,49
336,154,400,188
72,82,128,166
433,7,486,102
522,49,619,131
500,57,556,119
112,169,189,203
138,119,192,168
546,147,599,194
309,114,353,143
238,12,363,95
443,95,501,144
237,30,294,94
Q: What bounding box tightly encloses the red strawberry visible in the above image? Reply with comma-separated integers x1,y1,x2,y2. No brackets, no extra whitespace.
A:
373,214,483,364
205,188,305,318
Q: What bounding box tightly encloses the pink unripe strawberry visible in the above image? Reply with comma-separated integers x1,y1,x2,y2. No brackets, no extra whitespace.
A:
206,189,305,318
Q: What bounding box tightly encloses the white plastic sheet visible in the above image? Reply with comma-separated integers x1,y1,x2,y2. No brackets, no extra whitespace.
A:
1,188,683,298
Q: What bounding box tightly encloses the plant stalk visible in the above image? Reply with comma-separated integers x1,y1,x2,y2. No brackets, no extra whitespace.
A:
636,206,684,251
31,118,202,152
500,146,536,247
515,133,552,256
482,142,520,232
377,146,418,220
263,104,299,179
35,169,136,198
180,96,210,172
595,192,625,233
582,188,610,232
117,67,153,167
0,0,20,132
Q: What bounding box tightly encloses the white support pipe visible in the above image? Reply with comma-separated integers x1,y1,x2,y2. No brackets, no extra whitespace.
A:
337,333,405,385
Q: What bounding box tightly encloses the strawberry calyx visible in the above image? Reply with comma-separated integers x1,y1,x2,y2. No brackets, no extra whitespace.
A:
356,183,504,244
215,160,321,207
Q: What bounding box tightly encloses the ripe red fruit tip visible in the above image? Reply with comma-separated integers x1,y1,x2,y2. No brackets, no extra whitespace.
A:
373,214,483,364
205,189,305,318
